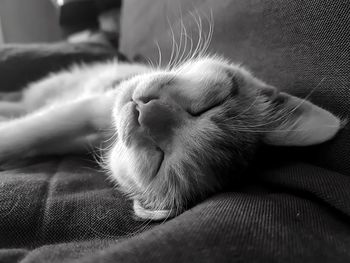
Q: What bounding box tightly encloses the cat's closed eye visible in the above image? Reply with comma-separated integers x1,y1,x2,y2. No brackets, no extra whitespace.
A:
187,100,223,117
188,77,237,117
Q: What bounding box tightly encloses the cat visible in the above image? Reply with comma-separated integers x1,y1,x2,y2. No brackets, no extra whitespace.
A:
0,55,341,220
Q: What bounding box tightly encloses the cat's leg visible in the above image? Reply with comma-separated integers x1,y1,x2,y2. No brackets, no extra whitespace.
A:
0,91,23,102
0,93,116,161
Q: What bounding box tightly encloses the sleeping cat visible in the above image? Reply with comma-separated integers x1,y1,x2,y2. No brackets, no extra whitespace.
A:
0,56,341,220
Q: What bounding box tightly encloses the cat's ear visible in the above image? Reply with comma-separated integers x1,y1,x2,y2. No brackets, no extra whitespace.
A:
133,200,176,220
261,89,341,146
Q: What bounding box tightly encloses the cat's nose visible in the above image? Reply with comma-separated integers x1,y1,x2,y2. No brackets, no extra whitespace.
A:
135,99,179,143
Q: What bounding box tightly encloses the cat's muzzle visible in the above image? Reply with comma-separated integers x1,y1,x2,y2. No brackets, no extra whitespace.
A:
135,99,181,145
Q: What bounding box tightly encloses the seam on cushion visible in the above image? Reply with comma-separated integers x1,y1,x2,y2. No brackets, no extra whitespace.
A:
33,158,65,248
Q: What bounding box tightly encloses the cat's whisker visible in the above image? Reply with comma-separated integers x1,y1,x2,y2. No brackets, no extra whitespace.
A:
101,132,118,145
98,126,117,140
196,9,211,58
195,10,205,58
167,17,181,70
166,17,177,70
176,13,199,68
154,40,163,69
208,10,214,49
208,11,214,52
143,55,156,69
174,14,189,69
182,28,194,65
173,13,185,69
189,10,203,60
172,203,179,222
172,38,181,69
170,37,180,69
133,218,153,235
171,9,214,70
199,9,214,57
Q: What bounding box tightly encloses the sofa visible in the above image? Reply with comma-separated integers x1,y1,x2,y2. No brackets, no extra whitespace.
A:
0,0,349,262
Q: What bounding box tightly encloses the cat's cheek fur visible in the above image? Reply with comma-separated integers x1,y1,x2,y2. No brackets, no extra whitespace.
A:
108,144,137,190
108,143,173,220
108,141,161,190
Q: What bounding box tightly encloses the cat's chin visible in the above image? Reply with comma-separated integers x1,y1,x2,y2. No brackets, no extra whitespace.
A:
108,141,164,193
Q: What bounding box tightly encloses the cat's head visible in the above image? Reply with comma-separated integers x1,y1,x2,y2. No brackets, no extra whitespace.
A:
107,56,340,220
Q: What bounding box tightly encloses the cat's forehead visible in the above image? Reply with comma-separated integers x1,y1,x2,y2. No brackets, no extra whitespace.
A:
177,57,241,77
132,57,247,85
130,56,261,105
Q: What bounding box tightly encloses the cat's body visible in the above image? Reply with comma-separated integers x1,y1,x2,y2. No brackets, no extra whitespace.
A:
22,62,150,112
0,56,341,220
0,61,149,158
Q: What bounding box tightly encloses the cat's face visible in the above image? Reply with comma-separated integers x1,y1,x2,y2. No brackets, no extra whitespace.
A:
107,57,340,220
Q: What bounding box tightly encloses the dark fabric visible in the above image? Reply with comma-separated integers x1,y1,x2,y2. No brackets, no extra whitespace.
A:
0,42,124,92
1,1,350,262
0,157,156,259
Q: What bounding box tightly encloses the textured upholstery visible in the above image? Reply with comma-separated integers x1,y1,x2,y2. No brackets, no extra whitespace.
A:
120,0,350,175
0,1,350,262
